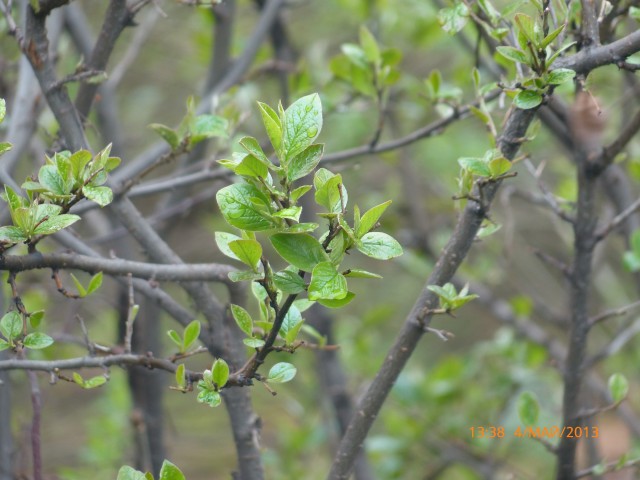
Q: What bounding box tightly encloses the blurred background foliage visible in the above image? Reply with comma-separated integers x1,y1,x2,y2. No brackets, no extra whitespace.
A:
2,0,640,478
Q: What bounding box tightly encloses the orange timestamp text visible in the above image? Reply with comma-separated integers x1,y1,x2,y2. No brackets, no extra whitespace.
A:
469,425,599,439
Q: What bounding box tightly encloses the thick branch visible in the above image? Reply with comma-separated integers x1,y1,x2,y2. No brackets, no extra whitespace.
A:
0,252,236,283
327,107,536,479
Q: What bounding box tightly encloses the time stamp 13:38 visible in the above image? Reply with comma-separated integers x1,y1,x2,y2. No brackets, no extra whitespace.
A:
469,425,600,439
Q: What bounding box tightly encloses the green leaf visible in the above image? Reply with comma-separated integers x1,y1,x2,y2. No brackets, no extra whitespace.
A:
357,200,391,238
167,330,182,348
514,13,538,47
29,310,44,328
216,183,275,231
279,304,302,338
357,232,403,260
274,269,306,294
183,320,201,351
23,332,54,349
267,362,297,383
496,46,529,64
288,144,324,182
4,185,26,214
229,239,263,271
0,311,22,341
341,43,368,69
238,136,271,166
149,123,180,149
70,273,87,297
0,340,10,351
83,375,107,389
69,150,93,181
231,304,253,337
116,466,149,480
228,270,264,282
458,157,491,177
290,185,312,203
517,391,540,426
197,387,222,408
215,231,242,260
243,338,266,348
38,164,67,195
344,269,382,279
175,363,186,388
308,262,348,301
0,226,28,243
258,101,282,153
0,98,5,123
631,6,640,22
86,272,103,295
513,90,543,110
273,206,302,222
623,251,640,272
608,373,629,403
33,213,80,235
315,172,347,213
158,460,186,480
82,185,113,207
318,291,355,308
270,233,330,272
546,68,575,85
438,3,469,34
212,358,229,388
72,372,85,386
541,23,566,49
282,222,318,233
488,157,511,177
189,114,228,144
359,25,381,63
282,93,323,163
0,142,12,156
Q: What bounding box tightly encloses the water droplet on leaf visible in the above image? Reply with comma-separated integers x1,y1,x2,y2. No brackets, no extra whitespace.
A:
307,126,318,137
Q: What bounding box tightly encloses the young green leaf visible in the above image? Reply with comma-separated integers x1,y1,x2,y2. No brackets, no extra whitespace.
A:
258,101,283,153
437,3,469,34
317,291,356,308
212,358,229,389
23,332,54,350
29,310,44,328
197,386,222,408
287,144,324,182
545,68,575,85
238,136,271,165
315,173,347,213
282,93,323,163
215,231,242,260
357,200,391,238
189,114,228,144
116,466,149,480
182,320,201,351
167,330,183,349
0,311,22,342
270,233,330,272
488,157,511,177
243,338,266,348
216,183,275,231
228,271,264,283
290,185,312,203
82,185,113,207
86,272,103,296
517,391,540,426
359,25,381,64
308,262,348,301
158,460,186,480
149,123,180,150
267,362,297,383
608,373,629,403
513,90,543,110
70,273,88,297
344,269,382,279
272,206,302,222
230,304,253,337
175,363,186,389
229,239,263,271
458,157,491,177
0,98,5,123
0,226,28,243
33,213,81,235
274,269,306,294
356,232,403,260
83,376,107,389
496,46,530,64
